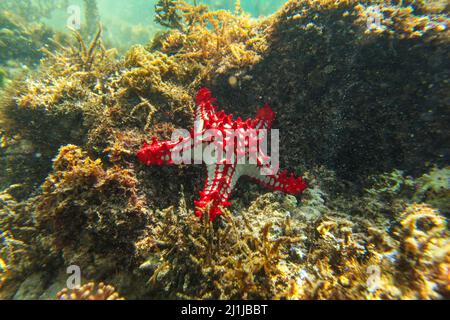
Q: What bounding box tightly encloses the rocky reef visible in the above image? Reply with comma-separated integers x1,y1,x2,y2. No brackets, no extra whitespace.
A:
0,0,449,300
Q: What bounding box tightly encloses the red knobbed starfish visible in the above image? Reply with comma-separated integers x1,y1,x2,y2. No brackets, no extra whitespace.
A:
137,88,307,221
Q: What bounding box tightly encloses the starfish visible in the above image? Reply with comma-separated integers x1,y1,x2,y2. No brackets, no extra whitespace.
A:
137,88,307,221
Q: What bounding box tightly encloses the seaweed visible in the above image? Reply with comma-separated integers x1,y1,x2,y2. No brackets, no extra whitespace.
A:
136,191,304,299
155,0,185,31
0,0,448,300
83,0,101,40
34,145,149,278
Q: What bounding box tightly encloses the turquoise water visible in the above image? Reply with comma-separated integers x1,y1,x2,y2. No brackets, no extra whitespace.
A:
41,0,287,49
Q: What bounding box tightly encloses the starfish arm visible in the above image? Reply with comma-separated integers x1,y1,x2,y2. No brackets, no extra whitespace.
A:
194,164,239,221
137,135,193,166
243,164,307,195
194,87,217,127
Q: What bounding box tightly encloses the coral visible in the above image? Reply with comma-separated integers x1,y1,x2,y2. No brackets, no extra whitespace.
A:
286,209,396,300
0,27,114,149
134,180,445,300
137,88,306,221
0,185,52,278
395,204,449,299
119,44,199,135
398,0,449,15
359,169,417,216
0,258,8,290
0,190,29,273
0,28,120,193
136,192,305,299
284,196,450,300
355,2,449,39
355,166,450,216
0,91,59,192
34,145,149,278
57,282,124,300
122,45,195,101
3,26,121,149
415,166,450,213
17,27,116,113
0,18,198,198
0,0,275,196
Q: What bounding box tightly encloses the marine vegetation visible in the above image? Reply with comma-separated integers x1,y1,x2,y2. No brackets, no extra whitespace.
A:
34,145,149,277
0,0,449,300
152,0,271,77
0,68,5,88
83,0,101,40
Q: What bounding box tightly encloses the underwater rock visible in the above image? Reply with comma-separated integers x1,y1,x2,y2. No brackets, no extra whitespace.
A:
12,272,46,300
33,145,150,279
38,271,68,300
211,0,450,183
396,203,449,299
